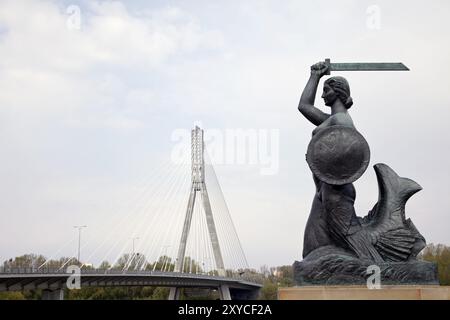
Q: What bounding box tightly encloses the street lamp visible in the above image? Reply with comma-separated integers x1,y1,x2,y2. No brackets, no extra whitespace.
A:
131,236,140,256
129,237,140,269
161,245,171,272
74,225,87,265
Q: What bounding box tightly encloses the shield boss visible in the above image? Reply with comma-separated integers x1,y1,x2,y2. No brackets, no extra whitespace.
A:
306,125,370,185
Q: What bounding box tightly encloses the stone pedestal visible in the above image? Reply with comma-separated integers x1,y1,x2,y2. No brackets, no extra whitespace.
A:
278,286,450,300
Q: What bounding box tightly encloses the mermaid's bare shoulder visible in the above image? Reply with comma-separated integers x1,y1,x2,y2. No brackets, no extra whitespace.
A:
312,112,355,136
329,112,354,127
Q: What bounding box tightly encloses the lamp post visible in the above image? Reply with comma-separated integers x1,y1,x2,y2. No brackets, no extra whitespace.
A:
162,245,171,272
131,237,140,257
129,237,140,270
74,225,87,265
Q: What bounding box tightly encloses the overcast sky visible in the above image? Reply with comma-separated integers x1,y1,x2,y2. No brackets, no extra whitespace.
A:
0,0,449,269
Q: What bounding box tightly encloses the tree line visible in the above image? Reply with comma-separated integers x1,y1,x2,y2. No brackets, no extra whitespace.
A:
1,243,448,299
0,253,264,300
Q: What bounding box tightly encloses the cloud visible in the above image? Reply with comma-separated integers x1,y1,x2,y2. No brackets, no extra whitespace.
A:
0,0,225,129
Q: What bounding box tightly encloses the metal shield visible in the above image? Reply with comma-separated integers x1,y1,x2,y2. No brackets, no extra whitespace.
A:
306,125,370,185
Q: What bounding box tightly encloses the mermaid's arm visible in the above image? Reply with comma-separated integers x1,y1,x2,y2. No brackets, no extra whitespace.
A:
298,63,330,126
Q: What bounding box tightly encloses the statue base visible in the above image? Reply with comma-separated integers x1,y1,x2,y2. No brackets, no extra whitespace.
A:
294,246,439,286
278,285,450,300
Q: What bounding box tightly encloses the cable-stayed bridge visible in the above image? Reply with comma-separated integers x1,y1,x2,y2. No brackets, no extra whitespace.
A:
0,126,261,300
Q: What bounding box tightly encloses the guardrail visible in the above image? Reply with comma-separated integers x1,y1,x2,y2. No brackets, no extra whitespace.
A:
0,267,263,284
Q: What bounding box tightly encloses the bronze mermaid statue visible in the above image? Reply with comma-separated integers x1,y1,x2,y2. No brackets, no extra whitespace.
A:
294,61,437,285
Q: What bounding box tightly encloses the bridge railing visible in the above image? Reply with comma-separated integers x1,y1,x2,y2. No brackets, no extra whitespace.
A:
0,267,263,284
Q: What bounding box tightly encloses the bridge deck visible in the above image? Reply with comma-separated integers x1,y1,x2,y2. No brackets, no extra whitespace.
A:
0,269,262,294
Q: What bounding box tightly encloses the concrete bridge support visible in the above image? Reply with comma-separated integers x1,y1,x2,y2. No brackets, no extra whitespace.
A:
42,288,64,300
168,285,232,300
219,284,231,300
168,287,181,300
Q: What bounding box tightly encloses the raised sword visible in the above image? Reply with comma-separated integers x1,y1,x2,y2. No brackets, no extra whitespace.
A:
324,58,409,75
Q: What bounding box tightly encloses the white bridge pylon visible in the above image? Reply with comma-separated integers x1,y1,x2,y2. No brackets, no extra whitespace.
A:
174,126,226,276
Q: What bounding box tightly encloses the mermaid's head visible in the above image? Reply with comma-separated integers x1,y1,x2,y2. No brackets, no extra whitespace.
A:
322,76,353,109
